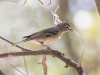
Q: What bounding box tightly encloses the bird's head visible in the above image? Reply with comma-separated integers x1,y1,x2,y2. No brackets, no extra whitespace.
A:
57,22,73,33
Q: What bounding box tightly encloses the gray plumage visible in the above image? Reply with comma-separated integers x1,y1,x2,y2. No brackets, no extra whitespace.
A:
13,22,72,46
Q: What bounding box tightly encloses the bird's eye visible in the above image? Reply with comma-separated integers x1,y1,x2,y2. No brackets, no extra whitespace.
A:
65,25,69,29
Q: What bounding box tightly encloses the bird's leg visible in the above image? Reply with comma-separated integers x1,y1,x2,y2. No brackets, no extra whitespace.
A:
39,41,51,50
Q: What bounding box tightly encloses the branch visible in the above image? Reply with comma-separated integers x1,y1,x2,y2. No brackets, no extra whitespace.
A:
42,55,47,75
22,0,27,6
0,49,84,75
0,36,29,51
38,0,44,4
0,70,5,75
48,0,51,6
0,36,85,75
39,55,47,75
94,0,100,15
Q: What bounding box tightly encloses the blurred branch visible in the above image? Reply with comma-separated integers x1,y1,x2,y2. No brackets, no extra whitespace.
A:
38,0,51,5
94,0,100,15
11,64,26,75
22,0,27,6
48,0,51,5
42,55,47,75
0,70,5,75
0,36,29,51
39,55,47,75
0,36,85,75
38,0,44,4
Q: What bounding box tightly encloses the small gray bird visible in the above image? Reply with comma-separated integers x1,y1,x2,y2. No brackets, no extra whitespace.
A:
13,22,72,47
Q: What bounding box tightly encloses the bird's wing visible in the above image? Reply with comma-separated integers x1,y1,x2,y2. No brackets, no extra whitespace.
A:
13,27,59,45
42,27,59,37
23,27,59,40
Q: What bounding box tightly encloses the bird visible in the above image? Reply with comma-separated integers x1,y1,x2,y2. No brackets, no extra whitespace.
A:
13,22,72,48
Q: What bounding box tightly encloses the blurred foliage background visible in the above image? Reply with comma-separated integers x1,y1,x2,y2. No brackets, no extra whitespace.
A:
0,0,100,75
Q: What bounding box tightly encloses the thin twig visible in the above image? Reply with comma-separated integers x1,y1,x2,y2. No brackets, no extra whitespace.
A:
38,0,43,4
48,0,51,6
0,36,30,51
22,0,27,6
11,64,26,75
79,50,85,66
22,56,28,75
39,55,47,75
73,31,85,66
43,55,47,75
21,39,29,75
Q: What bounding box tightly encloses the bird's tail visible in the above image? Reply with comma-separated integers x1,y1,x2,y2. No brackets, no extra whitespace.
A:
13,40,24,46
13,36,30,46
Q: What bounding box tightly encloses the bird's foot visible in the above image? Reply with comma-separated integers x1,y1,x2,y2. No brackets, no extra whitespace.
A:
39,41,52,50
46,46,52,50
43,45,51,50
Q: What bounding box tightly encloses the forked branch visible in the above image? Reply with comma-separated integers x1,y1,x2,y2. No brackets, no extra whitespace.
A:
0,36,85,75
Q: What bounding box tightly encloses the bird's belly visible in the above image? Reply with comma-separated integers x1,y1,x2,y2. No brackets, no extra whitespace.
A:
42,37,58,45
30,34,61,45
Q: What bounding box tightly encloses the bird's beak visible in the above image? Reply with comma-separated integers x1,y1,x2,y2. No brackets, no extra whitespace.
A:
68,27,73,32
